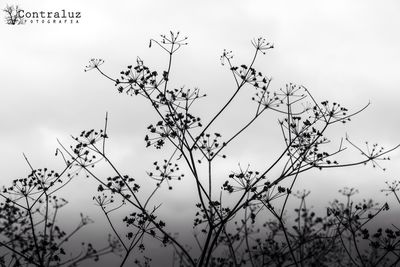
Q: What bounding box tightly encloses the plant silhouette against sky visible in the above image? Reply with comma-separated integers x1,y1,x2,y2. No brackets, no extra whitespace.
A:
80,32,399,266
1,32,399,267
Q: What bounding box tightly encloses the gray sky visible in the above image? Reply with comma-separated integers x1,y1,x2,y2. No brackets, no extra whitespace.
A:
1,0,400,265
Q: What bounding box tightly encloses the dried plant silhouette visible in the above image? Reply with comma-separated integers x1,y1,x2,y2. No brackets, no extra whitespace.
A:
1,32,400,266
3,5,24,25
80,32,399,266
0,154,121,266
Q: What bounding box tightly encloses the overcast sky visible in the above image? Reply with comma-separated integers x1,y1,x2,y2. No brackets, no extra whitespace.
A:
1,0,400,265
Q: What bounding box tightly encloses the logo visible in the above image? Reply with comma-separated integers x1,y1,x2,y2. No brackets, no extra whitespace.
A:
3,4,81,25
